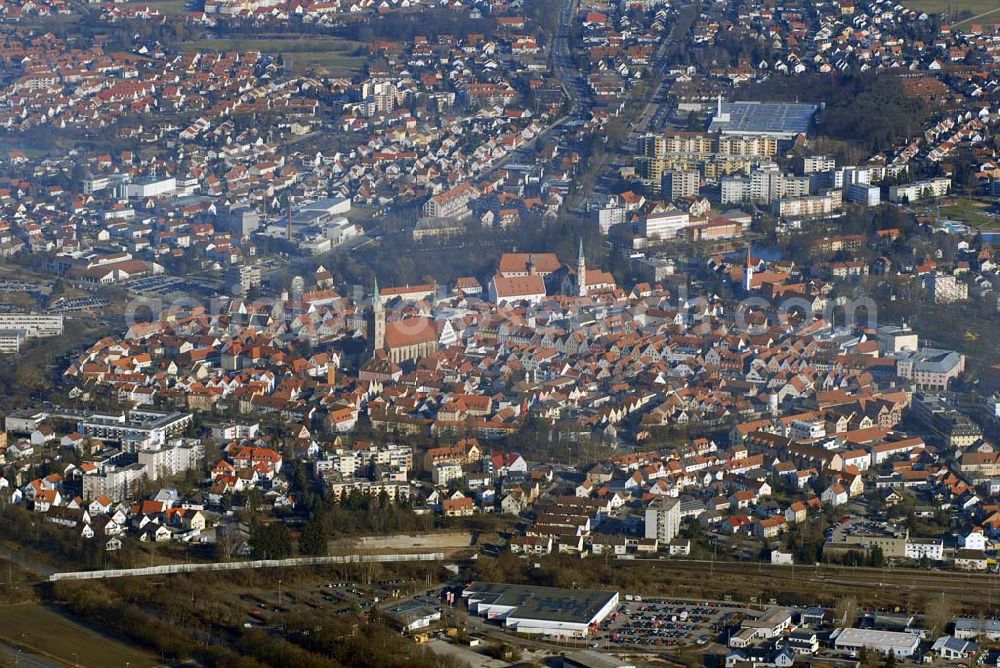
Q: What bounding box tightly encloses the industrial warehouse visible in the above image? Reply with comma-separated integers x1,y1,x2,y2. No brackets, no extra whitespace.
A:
708,99,819,140
462,582,619,638
831,627,922,657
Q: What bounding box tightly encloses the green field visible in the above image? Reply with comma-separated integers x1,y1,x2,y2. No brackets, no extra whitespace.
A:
139,0,190,15
903,0,1000,25
0,604,158,667
937,198,1000,229
182,37,368,75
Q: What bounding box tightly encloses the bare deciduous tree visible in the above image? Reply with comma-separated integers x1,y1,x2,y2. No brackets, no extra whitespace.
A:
836,595,859,627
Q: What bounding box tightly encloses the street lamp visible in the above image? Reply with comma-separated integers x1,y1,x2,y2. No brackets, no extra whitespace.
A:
278,579,283,607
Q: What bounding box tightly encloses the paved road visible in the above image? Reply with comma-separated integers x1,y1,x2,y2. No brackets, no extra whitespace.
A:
485,0,589,180
2,545,57,578
578,5,694,208
0,643,66,668
552,0,587,112
629,5,697,142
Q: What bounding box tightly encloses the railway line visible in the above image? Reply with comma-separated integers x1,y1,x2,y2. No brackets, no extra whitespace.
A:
621,559,1000,612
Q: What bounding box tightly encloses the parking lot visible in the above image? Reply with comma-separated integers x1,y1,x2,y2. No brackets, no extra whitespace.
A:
0,279,49,296
48,296,111,313
122,275,192,296
595,598,753,649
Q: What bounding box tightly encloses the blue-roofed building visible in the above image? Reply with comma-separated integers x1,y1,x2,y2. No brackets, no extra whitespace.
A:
708,98,819,140
932,635,979,661
801,607,827,627
954,618,1000,641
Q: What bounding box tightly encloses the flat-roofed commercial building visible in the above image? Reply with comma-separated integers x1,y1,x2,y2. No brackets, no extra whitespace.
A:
381,600,442,632
876,325,918,354
462,582,618,638
832,628,920,657
742,607,794,639
709,101,819,140
126,176,176,200
563,650,636,668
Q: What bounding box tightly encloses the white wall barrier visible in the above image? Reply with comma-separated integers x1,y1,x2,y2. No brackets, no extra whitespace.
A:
49,552,446,581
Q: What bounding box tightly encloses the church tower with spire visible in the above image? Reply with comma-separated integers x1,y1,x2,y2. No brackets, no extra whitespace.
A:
370,276,385,357
577,238,587,297
743,242,754,293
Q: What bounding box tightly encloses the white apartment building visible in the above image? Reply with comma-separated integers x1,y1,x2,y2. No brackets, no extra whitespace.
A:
905,538,943,561
644,496,681,542
721,176,751,205
597,203,626,234
78,410,194,449
210,423,261,440
722,165,810,205
138,439,204,480
82,462,146,502
772,190,843,219
0,313,64,338
790,419,826,441
888,177,951,203
432,461,465,486
846,183,881,206
922,273,968,304
750,165,783,203
803,155,836,173
662,170,700,200
640,210,691,240
830,166,873,188
0,330,25,354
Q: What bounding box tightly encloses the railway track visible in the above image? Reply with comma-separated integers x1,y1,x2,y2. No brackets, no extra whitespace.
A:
621,559,1000,612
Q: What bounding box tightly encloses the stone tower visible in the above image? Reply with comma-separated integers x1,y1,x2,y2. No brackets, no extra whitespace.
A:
577,238,587,298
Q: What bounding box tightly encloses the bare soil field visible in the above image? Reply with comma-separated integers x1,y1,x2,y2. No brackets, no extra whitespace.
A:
330,531,474,554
